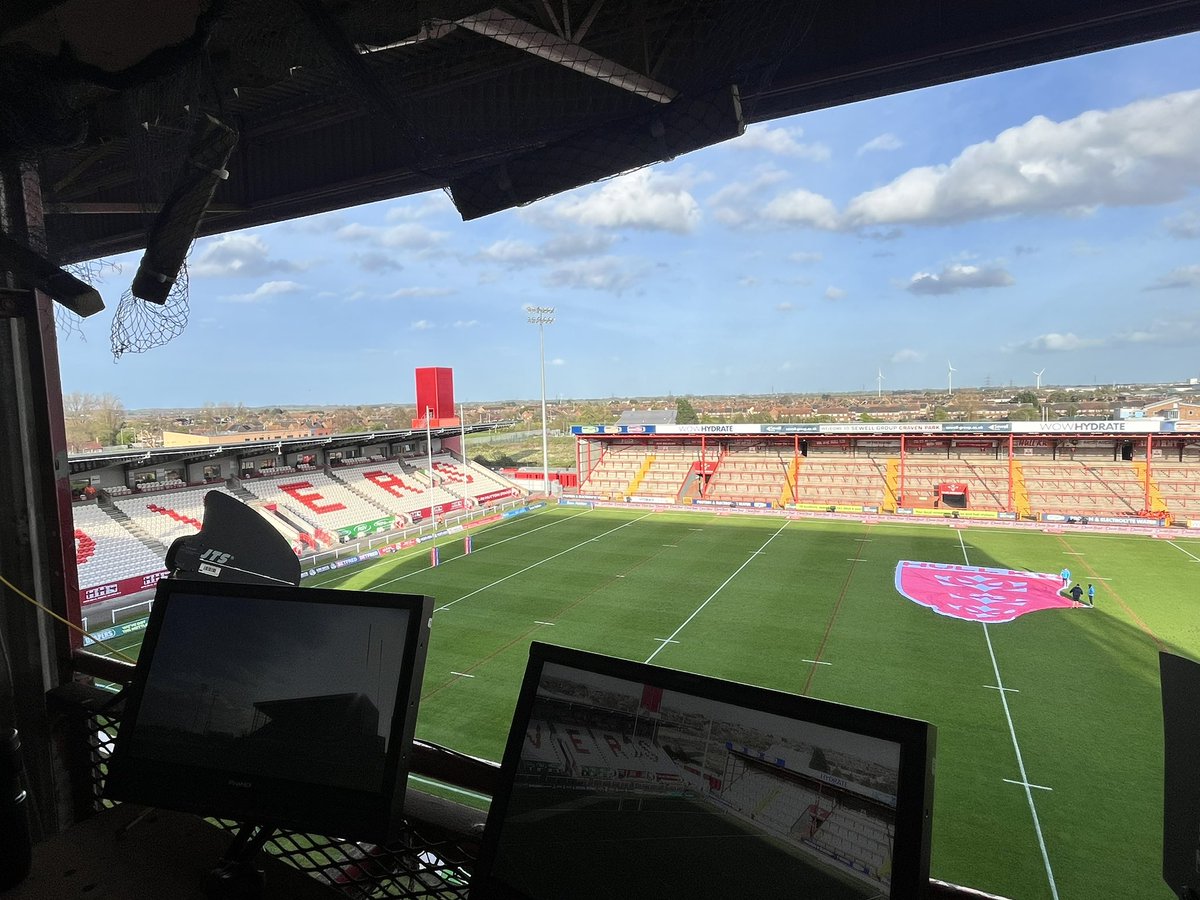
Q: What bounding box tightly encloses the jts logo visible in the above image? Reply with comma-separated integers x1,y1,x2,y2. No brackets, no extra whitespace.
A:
200,549,232,565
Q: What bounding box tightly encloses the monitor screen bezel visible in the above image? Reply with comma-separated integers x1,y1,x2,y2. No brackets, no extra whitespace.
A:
473,642,936,900
103,577,433,843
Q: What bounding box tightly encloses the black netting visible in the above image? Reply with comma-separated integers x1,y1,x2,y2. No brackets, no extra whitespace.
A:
110,261,190,358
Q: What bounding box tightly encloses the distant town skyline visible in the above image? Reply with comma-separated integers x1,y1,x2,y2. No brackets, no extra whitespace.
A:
56,32,1200,408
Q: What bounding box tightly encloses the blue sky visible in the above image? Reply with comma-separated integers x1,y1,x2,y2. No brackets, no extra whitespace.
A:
59,33,1200,409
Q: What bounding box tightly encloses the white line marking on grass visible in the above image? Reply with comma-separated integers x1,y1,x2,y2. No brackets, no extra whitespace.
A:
654,638,680,645
801,659,832,666
957,529,1060,900
449,672,475,678
434,513,655,613
645,521,790,664
1167,541,1200,564
1064,552,1085,556
846,558,866,562
409,774,490,802
365,508,592,590
984,685,1019,693
662,544,678,547
534,621,556,626
1004,778,1053,792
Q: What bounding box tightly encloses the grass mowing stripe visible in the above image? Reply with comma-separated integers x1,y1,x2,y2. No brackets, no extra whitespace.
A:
644,520,790,664
1166,540,1200,563
958,529,1060,900
434,512,655,612
422,524,689,699
802,523,870,694
1053,533,1164,651
359,507,592,591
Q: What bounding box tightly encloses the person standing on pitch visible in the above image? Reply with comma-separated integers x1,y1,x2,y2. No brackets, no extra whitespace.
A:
1069,583,1084,604
1087,583,1095,606
1060,566,1071,589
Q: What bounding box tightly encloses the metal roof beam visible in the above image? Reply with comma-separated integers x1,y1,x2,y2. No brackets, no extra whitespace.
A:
451,7,677,104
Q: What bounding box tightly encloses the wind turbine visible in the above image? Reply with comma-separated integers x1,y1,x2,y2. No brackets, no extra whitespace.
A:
947,361,956,397
1033,368,1045,390
877,367,885,399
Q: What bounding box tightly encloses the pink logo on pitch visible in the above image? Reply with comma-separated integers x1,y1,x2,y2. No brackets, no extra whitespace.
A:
895,561,1077,623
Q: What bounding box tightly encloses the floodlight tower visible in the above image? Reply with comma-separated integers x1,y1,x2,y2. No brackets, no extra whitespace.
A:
526,305,555,496
1034,368,1045,390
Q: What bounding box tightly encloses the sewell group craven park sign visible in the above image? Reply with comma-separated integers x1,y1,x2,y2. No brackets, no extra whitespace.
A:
572,420,1194,436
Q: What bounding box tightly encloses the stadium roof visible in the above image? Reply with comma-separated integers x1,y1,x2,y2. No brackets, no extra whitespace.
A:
4,0,1200,267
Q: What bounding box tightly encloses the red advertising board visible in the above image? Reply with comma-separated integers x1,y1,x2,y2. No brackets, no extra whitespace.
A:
81,569,168,605
476,487,518,504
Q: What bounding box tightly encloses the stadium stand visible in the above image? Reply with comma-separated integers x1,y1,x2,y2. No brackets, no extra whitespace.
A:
811,805,892,878
72,503,167,592
112,485,241,549
238,471,391,537
430,455,523,503
704,448,791,504
1151,463,1200,520
1021,460,1145,517
788,456,886,507
579,445,653,497
896,459,1011,510
634,449,699,500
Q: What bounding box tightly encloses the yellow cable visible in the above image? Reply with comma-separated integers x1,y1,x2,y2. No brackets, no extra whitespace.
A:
0,572,138,665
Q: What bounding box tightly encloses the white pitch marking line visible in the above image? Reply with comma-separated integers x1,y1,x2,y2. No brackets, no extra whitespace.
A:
662,544,678,547
534,621,556,626
367,507,591,590
1064,552,1085,556
847,558,865,562
434,512,655,612
645,520,791,665
802,659,832,666
409,774,490,802
984,685,1020,693
616,574,625,578
1167,541,1200,564
1004,778,1053,792
654,638,680,645
449,672,475,678
957,529,1059,900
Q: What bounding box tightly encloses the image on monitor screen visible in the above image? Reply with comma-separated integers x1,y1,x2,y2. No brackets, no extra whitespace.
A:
475,644,934,900
104,579,432,842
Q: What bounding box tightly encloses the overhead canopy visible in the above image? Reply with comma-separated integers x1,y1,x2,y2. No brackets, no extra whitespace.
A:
3,0,1200,264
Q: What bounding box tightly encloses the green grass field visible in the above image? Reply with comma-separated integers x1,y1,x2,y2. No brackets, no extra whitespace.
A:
97,503,1200,898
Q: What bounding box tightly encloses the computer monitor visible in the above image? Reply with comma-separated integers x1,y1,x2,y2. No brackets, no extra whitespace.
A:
474,643,936,900
104,578,433,843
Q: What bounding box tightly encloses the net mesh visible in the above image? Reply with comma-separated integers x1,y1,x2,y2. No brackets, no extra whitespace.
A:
110,261,190,359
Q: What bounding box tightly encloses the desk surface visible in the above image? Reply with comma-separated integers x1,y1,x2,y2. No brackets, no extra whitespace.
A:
7,805,336,899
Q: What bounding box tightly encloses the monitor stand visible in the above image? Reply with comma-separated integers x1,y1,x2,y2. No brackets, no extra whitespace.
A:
203,822,276,900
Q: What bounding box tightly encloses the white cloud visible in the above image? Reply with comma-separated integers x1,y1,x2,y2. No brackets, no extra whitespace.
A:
550,358,566,366
857,133,904,155
479,233,616,268
479,239,539,266
764,189,840,230
544,257,642,292
824,285,846,300
389,286,455,298
890,348,923,363
1009,332,1103,353
410,320,435,330
192,235,304,277
709,168,789,227
1146,264,1200,290
788,251,822,264
1165,210,1200,239
905,263,1014,295
734,125,831,162
844,89,1200,227
453,320,479,329
550,169,701,233
385,194,454,221
221,280,305,303
336,222,448,252
776,302,794,312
